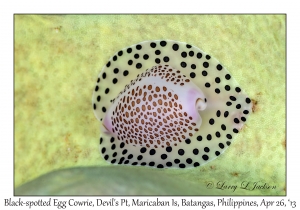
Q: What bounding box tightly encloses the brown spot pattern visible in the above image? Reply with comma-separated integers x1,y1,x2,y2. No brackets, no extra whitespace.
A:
110,65,198,148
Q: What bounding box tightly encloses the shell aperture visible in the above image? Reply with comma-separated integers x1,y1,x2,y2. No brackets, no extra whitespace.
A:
92,40,252,168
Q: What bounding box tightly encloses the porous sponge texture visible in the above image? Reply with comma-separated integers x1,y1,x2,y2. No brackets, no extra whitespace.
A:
14,15,285,195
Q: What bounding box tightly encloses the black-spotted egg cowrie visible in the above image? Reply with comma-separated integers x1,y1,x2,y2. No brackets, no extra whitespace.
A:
92,40,252,169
